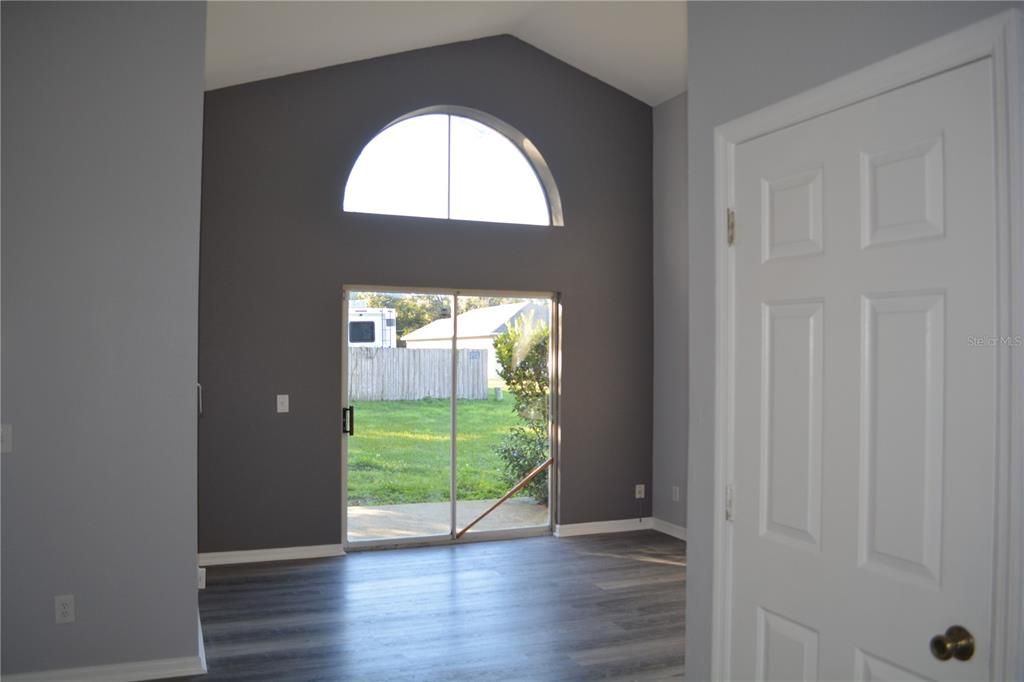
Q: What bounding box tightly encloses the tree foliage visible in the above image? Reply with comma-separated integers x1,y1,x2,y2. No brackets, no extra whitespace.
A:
458,296,523,314
355,292,449,343
493,314,550,503
354,293,524,345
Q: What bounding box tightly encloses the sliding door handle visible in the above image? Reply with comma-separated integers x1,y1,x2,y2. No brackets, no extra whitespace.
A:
342,406,355,436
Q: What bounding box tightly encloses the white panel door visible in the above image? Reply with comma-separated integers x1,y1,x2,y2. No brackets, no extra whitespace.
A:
728,57,996,680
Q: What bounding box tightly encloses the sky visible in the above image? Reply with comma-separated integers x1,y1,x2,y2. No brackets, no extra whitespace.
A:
343,113,551,226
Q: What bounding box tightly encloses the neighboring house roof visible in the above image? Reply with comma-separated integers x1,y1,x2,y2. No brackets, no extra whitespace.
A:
402,301,546,342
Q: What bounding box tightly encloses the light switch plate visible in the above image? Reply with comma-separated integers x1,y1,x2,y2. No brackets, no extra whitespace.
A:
276,394,289,413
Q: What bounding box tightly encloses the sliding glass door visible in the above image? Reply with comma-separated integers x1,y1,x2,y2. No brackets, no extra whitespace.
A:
455,295,551,536
342,288,556,547
344,292,453,542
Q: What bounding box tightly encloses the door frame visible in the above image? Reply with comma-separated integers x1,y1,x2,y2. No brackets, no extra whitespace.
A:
711,9,1024,680
340,285,560,551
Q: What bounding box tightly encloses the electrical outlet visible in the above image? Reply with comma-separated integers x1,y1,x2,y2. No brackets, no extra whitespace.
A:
672,485,680,502
54,594,75,624
634,483,646,499
198,567,206,590
276,394,289,413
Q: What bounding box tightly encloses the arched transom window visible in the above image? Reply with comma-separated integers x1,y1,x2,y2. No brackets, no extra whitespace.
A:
343,107,562,226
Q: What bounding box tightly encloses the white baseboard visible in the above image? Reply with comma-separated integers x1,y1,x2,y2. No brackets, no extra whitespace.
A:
198,543,345,566
652,518,688,541
554,517,653,537
3,655,206,682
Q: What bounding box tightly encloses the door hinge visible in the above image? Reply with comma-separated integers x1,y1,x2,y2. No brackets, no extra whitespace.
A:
727,208,736,246
725,483,734,521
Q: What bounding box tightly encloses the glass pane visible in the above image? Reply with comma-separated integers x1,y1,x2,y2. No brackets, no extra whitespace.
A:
348,320,376,344
347,291,453,542
449,116,550,226
456,295,551,534
343,114,449,220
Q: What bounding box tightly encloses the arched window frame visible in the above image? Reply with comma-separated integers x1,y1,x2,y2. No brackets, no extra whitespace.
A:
343,105,564,227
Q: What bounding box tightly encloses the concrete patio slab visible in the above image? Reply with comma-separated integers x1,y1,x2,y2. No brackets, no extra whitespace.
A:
348,496,549,541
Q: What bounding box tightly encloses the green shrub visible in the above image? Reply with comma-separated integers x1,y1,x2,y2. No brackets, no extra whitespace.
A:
493,313,550,504
495,424,549,503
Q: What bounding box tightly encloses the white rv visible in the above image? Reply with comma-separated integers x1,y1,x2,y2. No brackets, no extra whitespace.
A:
348,301,398,348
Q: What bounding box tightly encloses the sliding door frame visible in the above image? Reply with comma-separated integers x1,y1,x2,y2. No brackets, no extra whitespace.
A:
340,285,560,551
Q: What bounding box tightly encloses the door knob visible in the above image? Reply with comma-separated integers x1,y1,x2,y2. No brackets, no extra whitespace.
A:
929,625,974,661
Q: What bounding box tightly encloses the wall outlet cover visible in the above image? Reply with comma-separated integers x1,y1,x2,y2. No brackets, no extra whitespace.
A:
635,483,646,499
276,394,289,413
54,594,75,624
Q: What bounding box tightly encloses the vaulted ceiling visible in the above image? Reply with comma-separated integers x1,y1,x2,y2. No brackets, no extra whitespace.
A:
205,1,687,105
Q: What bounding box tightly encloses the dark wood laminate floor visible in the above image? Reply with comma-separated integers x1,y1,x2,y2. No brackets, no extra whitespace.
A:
190,531,685,681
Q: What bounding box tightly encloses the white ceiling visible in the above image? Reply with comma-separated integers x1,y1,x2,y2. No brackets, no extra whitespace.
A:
205,1,687,106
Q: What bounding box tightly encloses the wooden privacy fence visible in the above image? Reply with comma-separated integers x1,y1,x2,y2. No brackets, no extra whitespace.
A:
349,347,488,400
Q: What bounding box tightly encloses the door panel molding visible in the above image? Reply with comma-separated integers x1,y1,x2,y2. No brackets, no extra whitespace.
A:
759,299,823,551
858,291,945,588
712,9,1023,680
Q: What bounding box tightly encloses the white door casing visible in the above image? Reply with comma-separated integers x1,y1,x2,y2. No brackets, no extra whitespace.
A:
713,10,1023,682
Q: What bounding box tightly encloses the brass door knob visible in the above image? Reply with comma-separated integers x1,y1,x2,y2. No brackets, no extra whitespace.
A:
929,625,975,661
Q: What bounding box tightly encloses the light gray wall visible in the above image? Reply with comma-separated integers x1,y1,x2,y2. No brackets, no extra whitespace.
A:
684,2,1018,679
199,35,654,552
1,2,206,675
652,92,688,528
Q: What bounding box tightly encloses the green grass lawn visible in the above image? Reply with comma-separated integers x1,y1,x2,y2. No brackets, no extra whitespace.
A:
348,394,525,505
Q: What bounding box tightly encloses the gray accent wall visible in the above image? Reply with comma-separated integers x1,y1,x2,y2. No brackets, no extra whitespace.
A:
652,92,688,529
199,36,653,552
684,3,1018,679
1,1,205,675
